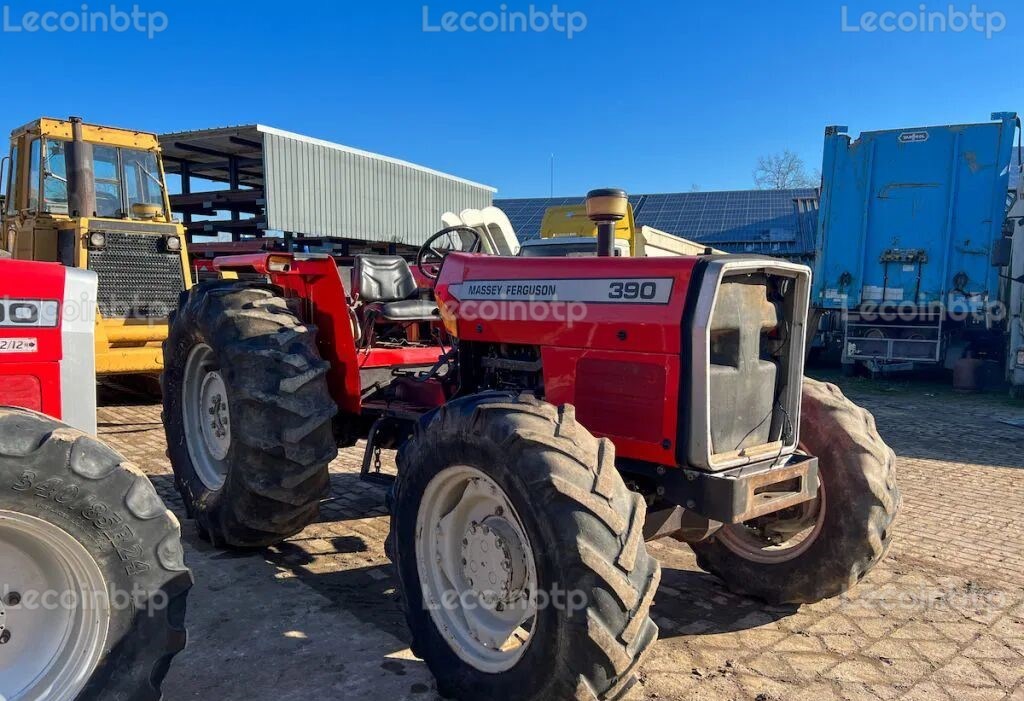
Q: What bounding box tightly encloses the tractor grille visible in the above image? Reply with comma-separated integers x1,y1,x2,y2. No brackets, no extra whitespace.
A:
87,232,185,319
683,258,811,472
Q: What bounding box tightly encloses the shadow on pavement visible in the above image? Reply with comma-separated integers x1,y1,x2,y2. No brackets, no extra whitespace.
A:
654,566,799,639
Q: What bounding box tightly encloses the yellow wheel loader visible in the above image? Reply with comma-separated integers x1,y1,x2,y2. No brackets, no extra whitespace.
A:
1,116,191,375
521,202,723,257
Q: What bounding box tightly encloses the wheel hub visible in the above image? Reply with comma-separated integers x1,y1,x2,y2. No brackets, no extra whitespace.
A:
416,466,540,673
200,371,231,461
183,343,231,491
461,518,528,606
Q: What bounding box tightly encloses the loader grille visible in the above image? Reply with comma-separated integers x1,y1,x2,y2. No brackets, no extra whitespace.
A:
87,232,185,319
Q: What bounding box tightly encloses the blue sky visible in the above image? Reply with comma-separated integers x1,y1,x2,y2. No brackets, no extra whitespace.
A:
0,0,1020,197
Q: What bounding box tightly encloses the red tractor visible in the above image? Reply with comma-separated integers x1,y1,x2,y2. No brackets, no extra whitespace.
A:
0,257,191,701
162,189,899,701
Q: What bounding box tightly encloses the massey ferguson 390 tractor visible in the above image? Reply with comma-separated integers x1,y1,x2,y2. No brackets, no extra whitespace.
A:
0,258,191,701
163,189,899,700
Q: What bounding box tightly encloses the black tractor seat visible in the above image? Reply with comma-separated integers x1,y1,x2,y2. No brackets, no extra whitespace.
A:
353,255,438,322
364,298,439,321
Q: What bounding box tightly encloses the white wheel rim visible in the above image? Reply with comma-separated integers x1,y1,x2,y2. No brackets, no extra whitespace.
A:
0,511,110,701
183,343,231,491
415,465,538,673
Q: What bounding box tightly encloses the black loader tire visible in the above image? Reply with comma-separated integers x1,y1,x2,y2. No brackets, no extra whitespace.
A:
391,392,661,701
163,281,338,548
691,378,900,604
0,407,192,701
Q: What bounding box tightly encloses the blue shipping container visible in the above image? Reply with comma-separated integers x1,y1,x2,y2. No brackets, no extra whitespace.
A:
814,113,1018,311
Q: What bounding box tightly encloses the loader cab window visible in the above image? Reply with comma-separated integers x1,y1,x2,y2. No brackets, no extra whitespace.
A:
5,144,18,215
27,139,40,211
122,149,165,215
93,146,122,218
41,139,69,215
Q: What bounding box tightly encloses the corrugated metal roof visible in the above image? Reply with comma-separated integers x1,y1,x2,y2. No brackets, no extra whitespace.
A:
161,125,495,245
260,130,492,245
161,125,495,192
496,188,819,259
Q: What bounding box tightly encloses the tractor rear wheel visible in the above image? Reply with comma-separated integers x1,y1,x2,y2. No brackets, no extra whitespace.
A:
391,392,660,701
690,378,900,604
0,407,192,701
163,281,338,548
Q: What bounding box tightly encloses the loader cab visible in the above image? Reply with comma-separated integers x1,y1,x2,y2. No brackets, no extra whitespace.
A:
539,203,637,255
3,117,177,261
2,117,191,375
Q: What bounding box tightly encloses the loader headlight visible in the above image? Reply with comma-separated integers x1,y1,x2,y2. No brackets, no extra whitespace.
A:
86,232,106,250
164,235,182,253
1016,349,1024,368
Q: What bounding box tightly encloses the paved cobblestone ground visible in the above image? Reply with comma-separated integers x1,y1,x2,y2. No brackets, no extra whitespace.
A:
97,373,1024,701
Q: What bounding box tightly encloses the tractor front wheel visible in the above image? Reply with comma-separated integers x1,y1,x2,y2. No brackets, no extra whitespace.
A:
163,281,339,548
391,393,661,701
690,378,900,604
0,408,192,701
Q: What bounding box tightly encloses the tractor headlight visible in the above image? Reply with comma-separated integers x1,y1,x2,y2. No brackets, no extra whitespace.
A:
164,235,182,253
87,232,106,250
1016,349,1024,367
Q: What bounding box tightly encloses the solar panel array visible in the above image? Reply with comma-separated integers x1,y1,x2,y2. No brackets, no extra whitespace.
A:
495,189,819,259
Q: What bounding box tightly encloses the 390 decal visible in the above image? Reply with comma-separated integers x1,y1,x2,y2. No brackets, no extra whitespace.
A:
608,280,659,300
450,277,674,305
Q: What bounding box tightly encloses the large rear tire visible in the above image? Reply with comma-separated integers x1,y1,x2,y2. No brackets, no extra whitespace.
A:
0,407,192,701
163,281,338,548
391,392,660,701
690,378,900,604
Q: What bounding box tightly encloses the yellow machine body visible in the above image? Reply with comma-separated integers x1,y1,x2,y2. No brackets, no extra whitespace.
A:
2,117,191,374
539,203,719,257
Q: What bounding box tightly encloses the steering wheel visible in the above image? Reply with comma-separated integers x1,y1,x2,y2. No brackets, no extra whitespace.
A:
416,225,483,280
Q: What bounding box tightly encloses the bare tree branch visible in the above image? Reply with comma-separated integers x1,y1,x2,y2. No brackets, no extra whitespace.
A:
753,150,818,190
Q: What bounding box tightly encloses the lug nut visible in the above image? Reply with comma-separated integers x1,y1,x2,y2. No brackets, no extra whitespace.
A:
0,630,10,645
5,592,20,607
